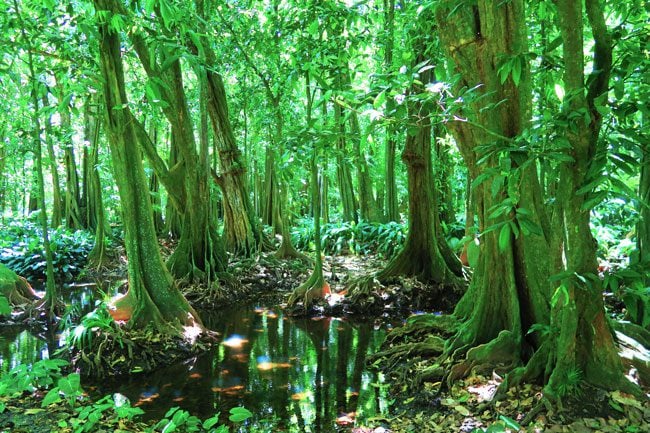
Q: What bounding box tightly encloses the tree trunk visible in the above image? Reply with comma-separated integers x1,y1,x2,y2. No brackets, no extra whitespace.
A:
349,53,463,306
378,62,461,285
13,0,57,317
288,74,328,310
204,70,259,256
57,84,83,230
636,112,650,267
347,78,379,222
334,101,358,223
430,0,638,398
93,0,202,332
115,5,227,280
83,97,110,268
41,92,63,227
0,141,5,221
383,0,399,222
545,0,636,397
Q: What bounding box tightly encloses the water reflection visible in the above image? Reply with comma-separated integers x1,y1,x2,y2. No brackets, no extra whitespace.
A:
98,307,393,432
0,303,393,433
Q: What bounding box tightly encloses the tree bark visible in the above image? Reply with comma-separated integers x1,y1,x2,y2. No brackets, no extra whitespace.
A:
93,0,202,332
383,0,399,222
41,92,63,227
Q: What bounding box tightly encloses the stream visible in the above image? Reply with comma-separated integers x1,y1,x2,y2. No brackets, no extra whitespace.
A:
0,292,396,432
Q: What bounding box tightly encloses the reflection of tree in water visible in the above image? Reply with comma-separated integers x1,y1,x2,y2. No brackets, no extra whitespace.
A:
292,317,375,433
0,305,391,432
0,326,53,373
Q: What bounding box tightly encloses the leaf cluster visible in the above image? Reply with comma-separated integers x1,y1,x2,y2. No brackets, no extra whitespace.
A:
292,219,406,258
0,220,95,283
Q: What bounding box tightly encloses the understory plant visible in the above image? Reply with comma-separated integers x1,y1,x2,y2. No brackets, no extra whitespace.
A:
291,218,406,258
0,358,69,397
0,219,94,283
151,406,252,433
65,301,121,352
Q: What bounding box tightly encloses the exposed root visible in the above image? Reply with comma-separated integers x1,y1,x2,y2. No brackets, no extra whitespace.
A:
286,271,329,313
385,313,459,344
0,265,39,307
345,274,382,306
369,335,445,368
446,330,520,387
274,241,311,262
520,396,554,426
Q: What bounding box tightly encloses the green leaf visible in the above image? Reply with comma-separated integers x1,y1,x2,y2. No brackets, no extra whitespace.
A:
373,90,386,109
228,407,252,423
518,216,543,236
161,420,177,433
145,0,157,14
498,223,511,251
511,58,522,86
59,373,81,395
454,405,470,416
551,284,569,308
499,414,521,430
203,413,220,429
42,388,61,407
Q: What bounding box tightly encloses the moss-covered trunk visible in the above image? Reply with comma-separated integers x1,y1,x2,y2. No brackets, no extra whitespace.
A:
430,0,637,398
41,92,63,227
334,101,358,223
93,0,202,332
204,70,259,257
378,59,461,286
383,0,398,223
288,74,326,309
637,132,650,265
14,0,57,316
433,0,552,381
58,84,83,230
544,0,636,396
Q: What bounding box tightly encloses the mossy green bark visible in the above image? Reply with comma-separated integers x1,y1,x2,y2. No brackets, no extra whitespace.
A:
0,264,38,306
94,0,202,333
427,0,638,400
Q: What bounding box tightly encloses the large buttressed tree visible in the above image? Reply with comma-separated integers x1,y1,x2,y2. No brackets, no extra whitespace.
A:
92,0,202,333
424,0,639,398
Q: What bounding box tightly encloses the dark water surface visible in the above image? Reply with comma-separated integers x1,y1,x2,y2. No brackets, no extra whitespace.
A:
0,298,395,433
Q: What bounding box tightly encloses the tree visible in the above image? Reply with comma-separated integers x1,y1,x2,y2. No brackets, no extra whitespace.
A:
12,0,58,318
288,73,329,310
92,0,203,333
347,11,463,305
399,0,640,400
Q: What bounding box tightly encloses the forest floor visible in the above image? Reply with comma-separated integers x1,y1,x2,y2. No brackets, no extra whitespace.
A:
1,248,649,433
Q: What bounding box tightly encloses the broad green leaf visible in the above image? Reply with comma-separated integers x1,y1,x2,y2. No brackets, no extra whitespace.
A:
228,407,252,423
203,413,221,429
454,405,470,416
511,58,522,86
373,90,386,109
42,388,61,407
498,223,511,251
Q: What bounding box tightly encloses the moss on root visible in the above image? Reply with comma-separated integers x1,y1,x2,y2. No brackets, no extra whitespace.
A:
0,264,39,307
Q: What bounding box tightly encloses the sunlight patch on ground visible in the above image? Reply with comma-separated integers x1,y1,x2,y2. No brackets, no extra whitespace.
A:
182,322,202,344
